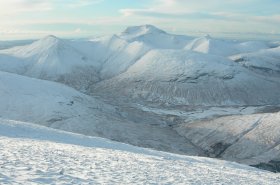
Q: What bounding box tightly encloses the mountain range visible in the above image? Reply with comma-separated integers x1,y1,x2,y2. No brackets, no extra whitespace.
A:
0,24,280,179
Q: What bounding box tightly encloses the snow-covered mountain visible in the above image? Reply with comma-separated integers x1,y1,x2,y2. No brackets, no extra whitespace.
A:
0,70,113,132
184,35,269,56
1,119,279,184
230,46,280,77
1,25,277,106
1,25,280,176
0,71,202,155
94,49,280,106
175,111,280,171
0,34,151,87
85,34,151,79
0,39,33,50
119,24,192,49
0,35,100,92
0,35,95,76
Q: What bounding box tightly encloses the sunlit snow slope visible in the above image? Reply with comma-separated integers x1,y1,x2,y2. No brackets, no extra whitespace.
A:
175,112,280,170
0,71,201,155
0,25,279,106
0,25,280,175
0,119,279,185
94,49,280,106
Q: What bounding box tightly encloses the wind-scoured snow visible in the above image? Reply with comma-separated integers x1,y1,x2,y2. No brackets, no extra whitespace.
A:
0,119,279,185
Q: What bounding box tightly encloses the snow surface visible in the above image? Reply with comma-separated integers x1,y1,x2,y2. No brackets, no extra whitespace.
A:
0,71,202,155
1,119,279,185
119,25,192,49
0,25,280,179
184,35,269,56
94,49,280,106
230,46,280,77
0,40,33,50
175,111,280,165
0,36,98,78
0,25,279,107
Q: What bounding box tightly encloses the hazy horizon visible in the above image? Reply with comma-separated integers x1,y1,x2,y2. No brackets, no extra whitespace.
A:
0,0,280,40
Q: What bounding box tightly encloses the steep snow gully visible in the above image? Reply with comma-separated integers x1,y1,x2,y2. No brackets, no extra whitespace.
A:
1,25,280,175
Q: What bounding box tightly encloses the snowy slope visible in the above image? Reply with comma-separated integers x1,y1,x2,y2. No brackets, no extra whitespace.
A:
0,25,275,97
0,35,98,77
72,28,191,80
94,49,280,106
230,46,280,77
0,71,201,155
175,111,280,170
0,71,114,131
0,35,100,92
184,35,269,56
119,25,192,49
0,34,151,85
86,35,151,79
0,119,279,184
0,40,33,50
0,25,280,174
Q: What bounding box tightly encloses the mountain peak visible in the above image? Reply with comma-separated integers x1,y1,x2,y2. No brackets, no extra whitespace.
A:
32,35,65,51
44,35,58,39
11,35,67,58
40,35,60,44
121,25,166,38
204,34,212,40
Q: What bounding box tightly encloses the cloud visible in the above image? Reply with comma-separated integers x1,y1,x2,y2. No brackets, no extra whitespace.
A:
0,0,53,16
67,0,103,8
145,0,279,14
0,0,279,40
120,9,232,21
0,0,104,16
119,0,280,25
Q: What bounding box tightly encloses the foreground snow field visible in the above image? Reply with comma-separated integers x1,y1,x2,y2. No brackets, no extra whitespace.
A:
1,119,280,185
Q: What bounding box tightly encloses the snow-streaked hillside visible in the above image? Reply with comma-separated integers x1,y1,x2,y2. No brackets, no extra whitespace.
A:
87,35,151,79
0,25,278,106
0,35,98,77
230,46,280,77
1,25,280,177
0,70,114,131
94,49,280,106
0,35,100,92
0,71,202,155
0,34,151,86
1,119,279,185
175,111,280,171
184,35,269,56
119,24,192,49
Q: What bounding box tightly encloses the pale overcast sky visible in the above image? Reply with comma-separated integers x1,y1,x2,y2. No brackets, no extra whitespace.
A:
0,0,279,40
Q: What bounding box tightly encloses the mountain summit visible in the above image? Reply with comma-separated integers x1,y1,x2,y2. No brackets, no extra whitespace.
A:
120,25,166,39
119,24,191,49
